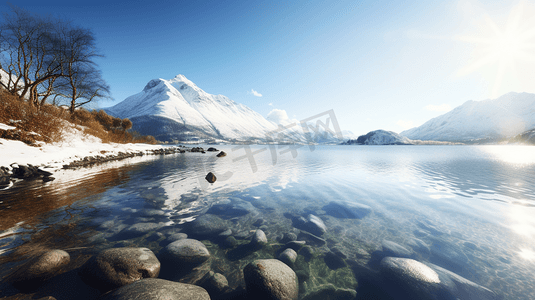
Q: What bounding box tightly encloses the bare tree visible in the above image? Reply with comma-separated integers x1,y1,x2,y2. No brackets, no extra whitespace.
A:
0,6,110,110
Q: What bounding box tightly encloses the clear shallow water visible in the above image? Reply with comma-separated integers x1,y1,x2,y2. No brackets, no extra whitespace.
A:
1,145,535,299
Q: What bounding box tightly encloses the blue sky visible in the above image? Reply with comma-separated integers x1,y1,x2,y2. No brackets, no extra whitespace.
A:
4,0,535,136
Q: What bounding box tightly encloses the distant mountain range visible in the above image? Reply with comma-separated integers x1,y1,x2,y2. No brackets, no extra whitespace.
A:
105,75,346,143
401,92,535,142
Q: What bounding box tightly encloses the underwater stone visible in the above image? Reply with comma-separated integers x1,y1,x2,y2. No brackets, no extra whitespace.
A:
200,271,229,295
161,239,210,265
324,251,346,270
407,238,430,256
243,259,298,300
251,229,268,247
279,248,298,266
382,240,413,258
185,214,228,236
100,278,210,300
10,249,70,288
80,247,160,292
298,231,326,246
302,214,327,236
286,240,306,251
322,201,372,219
280,232,298,243
378,257,497,300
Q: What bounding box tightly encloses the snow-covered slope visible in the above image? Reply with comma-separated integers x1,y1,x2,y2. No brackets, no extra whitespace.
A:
105,75,280,142
343,130,412,145
106,75,345,143
401,92,535,142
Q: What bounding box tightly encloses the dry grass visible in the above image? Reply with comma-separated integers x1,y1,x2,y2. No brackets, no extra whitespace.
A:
0,92,157,146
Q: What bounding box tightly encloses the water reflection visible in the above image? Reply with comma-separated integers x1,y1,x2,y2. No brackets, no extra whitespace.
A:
1,145,535,299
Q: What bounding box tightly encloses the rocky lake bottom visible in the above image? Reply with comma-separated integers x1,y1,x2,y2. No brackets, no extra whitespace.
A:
1,145,534,299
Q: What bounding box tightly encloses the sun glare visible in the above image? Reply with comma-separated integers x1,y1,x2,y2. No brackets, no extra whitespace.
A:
457,1,535,98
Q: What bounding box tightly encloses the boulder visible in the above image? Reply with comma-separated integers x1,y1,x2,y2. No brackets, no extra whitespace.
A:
161,239,210,265
323,201,372,219
378,257,497,300
216,151,227,157
243,259,298,300
80,247,160,292
10,249,70,288
207,147,218,152
99,278,210,300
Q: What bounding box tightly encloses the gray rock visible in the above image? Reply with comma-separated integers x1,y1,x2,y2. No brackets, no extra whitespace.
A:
100,278,210,300
185,214,228,236
382,240,413,258
116,222,162,239
379,257,497,300
243,259,298,300
280,232,297,243
251,229,268,247
285,240,306,251
279,248,298,266
10,250,70,287
298,231,326,246
322,201,372,219
207,198,258,218
302,214,327,236
201,271,229,295
80,247,160,292
167,233,188,242
161,239,210,265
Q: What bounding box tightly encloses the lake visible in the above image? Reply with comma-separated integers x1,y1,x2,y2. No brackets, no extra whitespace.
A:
1,145,534,299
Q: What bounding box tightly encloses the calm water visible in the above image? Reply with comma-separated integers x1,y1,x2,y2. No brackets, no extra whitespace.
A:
1,145,535,299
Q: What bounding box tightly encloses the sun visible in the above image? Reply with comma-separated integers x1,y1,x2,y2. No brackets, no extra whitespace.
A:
456,1,535,98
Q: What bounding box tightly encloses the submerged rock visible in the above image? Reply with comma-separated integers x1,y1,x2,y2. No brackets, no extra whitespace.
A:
279,248,298,266
298,214,327,236
161,239,210,265
184,214,228,237
200,271,229,295
382,240,413,258
99,278,210,300
323,201,372,219
378,257,497,300
207,198,258,218
80,247,160,292
251,229,268,247
243,259,298,300
10,249,70,289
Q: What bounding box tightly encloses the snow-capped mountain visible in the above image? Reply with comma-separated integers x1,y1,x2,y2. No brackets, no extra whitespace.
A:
105,75,344,143
401,92,535,142
342,130,412,145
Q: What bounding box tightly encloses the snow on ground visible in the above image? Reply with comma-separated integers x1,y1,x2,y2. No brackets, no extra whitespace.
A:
0,122,169,172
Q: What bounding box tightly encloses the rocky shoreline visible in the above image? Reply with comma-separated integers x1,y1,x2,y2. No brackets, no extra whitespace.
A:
0,146,226,189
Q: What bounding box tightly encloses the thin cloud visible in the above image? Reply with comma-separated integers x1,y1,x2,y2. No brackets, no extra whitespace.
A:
425,104,452,112
250,89,262,97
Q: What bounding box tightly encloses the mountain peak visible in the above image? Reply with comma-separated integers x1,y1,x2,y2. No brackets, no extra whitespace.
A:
173,74,189,81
